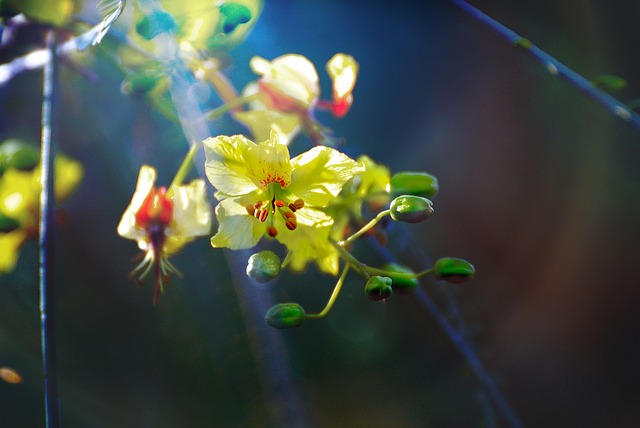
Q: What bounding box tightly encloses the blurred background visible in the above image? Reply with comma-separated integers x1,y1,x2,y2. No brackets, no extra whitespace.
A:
2,0,640,426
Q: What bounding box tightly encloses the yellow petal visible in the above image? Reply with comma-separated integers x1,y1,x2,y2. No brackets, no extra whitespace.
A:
288,146,364,207
277,223,339,275
245,133,292,189
250,54,320,106
0,169,38,223
210,196,264,250
326,53,358,99
203,134,259,197
165,178,212,254
117,165,156,243
234,110,301,146
0,230,27,274
54,154,84,203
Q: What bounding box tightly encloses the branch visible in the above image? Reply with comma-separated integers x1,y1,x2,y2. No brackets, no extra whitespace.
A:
450,0,640,132
39,31,61,428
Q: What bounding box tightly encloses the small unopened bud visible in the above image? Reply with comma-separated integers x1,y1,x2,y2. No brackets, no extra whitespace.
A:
0,139,39,172
390,172,439,199
364,276,393,301
382,263,419,293
434,258,475,284
0,213,20,233
265,303,306,329
246,251,281,283
390,196,434,223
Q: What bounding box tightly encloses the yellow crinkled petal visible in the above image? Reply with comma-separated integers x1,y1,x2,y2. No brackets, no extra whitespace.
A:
117,165,156,243
250,54,320,106
245,132,292,189
54,154,84,203
203,134,258,198
164,178,212,254
0,169,38,223
210,196,264,250
278,223,339,275
0,230,27,274
294,206,334,228
326,53,359,99
288,146,364,207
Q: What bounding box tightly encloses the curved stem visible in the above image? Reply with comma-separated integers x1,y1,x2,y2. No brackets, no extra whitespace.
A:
330,239,370,279
450,0,640,132
168,142,198,194
306,265,350,319
39,31,61,428
364,265,433,279
338,209,390,247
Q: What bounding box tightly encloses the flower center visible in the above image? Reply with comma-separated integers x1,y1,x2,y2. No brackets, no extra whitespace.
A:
135,186,173,249
245,185,305,237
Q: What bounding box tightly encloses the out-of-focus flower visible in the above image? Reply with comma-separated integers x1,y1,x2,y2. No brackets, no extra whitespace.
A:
0,154,83,274
117,165,212,303
324,53,359,118
203,131,363,274
325,155,391,243
234,53,358,145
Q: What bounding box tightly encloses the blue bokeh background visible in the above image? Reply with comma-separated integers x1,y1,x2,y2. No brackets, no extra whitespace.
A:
2,0,640,426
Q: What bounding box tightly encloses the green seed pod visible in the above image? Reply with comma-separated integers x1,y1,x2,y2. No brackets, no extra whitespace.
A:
0,139,39,172
390,171,439,199
382,263,419,293
364,276,393,301
265,303,306,329
434,258,475,284
246,250,281,283
390,195,434,223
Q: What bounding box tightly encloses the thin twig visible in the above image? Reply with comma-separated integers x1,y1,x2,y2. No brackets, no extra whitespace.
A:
450,0,640,131
371,239,523,428
39,31,61,428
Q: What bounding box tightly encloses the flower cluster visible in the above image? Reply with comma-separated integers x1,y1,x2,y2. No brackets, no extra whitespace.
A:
0,140,83,273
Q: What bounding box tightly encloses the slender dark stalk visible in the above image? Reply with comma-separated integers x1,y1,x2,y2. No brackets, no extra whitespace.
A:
39,31,61,428
450,0,640,132
371,240,523,428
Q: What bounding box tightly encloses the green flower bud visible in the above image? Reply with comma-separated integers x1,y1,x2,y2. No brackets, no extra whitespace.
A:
390,195,434,223
0,213,20,233
364,276,393,301
135,10,177,40
382,263,419,293
220,3,252,34
265,303,306,329
434,258,475,284
246,251,281,283
0,139,39,172
390,172,439,199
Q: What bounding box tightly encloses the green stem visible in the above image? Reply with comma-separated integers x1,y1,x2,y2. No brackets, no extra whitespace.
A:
365,266,433,279
206,92,260,120
306,265,350,319
338,209,390,247
330,239,370,279
167,142,198,194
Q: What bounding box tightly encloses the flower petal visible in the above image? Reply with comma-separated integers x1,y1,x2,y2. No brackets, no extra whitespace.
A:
234,109,301,146
277,223,339,275
288,146,364,207
203,134,258,197
245,133,292,189
0,230,27,274
165,178,212,254
326,53,358,100
117,165,156,243
210,196,264,250
250,54,320,106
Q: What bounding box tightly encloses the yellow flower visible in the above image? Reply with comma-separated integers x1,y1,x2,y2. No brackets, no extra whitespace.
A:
0,154,83,274
234,53,358,145
203,131,363,274
117,165,212,303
